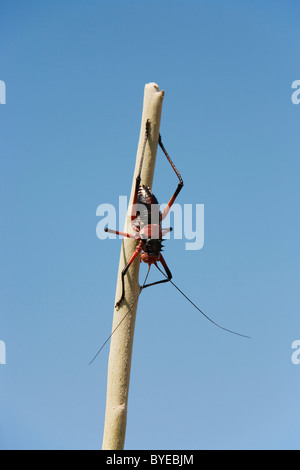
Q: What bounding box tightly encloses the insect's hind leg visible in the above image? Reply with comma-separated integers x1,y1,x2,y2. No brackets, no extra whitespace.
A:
158,135,184,220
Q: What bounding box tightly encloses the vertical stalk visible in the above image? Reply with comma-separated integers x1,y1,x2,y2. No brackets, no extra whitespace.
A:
102,83,164,450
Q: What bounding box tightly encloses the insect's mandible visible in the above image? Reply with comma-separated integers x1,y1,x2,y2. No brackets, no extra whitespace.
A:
105,119,183,308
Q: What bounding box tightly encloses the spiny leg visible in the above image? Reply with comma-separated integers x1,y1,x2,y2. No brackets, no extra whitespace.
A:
131,119,151,223
158,134,184,220
116,241,143,308
104,227,138,239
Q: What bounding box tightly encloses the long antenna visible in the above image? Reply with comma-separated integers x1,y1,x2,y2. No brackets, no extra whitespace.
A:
156,265,250,339
89,266,151,365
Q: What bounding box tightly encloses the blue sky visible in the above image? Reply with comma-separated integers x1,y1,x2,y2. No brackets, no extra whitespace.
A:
1,0,300,450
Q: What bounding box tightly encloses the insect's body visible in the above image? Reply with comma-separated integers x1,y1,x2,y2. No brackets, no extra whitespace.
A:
105,120,182,307
137,186,164,259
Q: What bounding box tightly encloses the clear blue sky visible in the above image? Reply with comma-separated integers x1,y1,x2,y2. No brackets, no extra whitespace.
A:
1,0,300,450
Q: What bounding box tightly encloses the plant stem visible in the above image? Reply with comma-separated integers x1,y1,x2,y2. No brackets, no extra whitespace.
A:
102,83,164,450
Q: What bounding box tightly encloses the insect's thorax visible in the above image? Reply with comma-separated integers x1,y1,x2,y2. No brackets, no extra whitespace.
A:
137,185,162,227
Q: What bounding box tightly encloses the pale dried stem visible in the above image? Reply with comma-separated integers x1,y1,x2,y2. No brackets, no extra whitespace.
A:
102,83,164,450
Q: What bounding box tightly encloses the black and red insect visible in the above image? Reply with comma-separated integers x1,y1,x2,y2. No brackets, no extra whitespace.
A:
90,121,249,364
105,119,182,308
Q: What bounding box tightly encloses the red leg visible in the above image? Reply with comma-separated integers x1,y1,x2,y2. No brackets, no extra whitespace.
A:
116,241,143,307
158,135,183,220
162,227,173,236
104,227,138,239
